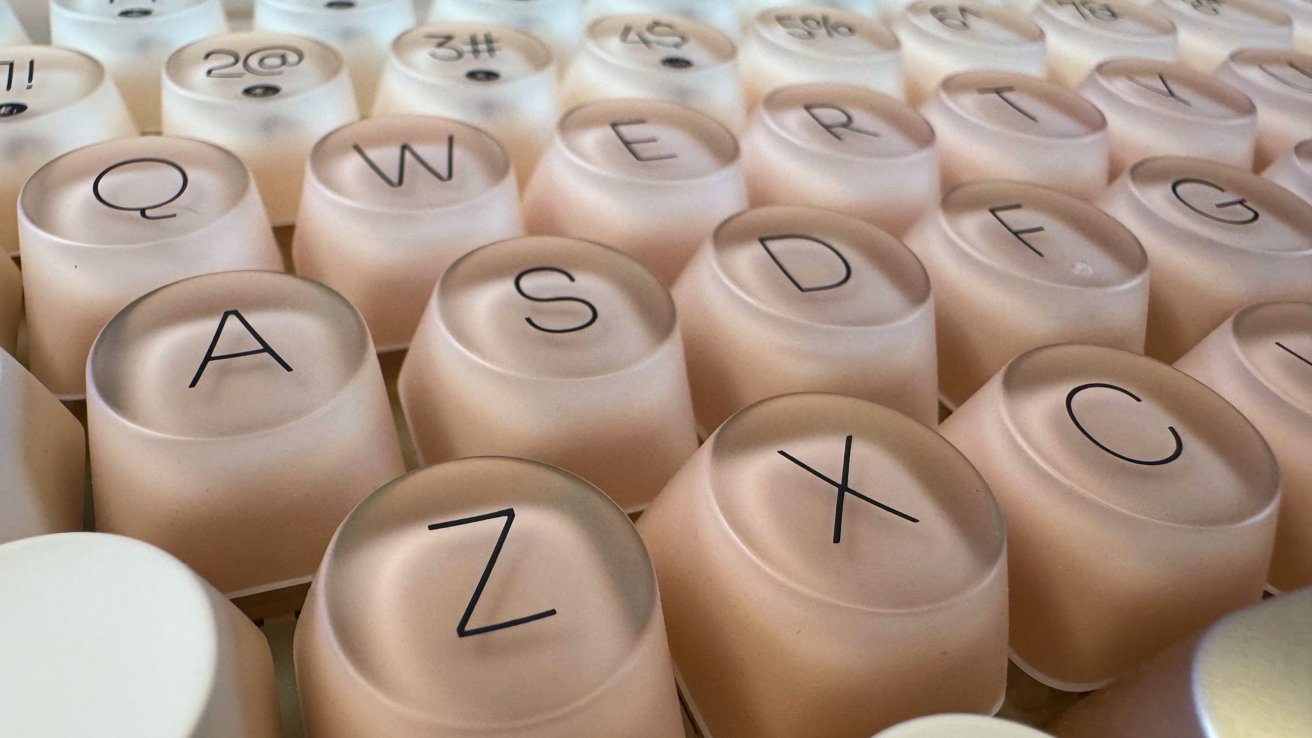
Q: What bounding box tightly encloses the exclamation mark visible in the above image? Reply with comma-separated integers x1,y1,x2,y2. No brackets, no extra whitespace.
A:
25,60,33,90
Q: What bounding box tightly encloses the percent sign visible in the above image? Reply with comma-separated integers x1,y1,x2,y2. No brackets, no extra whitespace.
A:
777,13,856,40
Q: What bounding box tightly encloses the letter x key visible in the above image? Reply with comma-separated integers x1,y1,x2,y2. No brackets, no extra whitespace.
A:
778,435,919,544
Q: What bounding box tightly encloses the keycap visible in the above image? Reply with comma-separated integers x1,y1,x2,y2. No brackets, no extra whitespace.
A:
0,46,136,255
0,253,17,355
427,0,583,62
1097,156,1312,361
371,22,559,179
398,236,698,511
162,32,360,225
49,0,228,132
18,136,284,400
894,1,1046,105
738,4,903,108
293,114,525,352
1078,59,1257,176
1287,0,1312,51
522,98,747,286
740,83,938,236
0,0,28,45
920,71,1109,198
1156,0,1293,72
873,714,1052,737
588,0,739,36
294,458,685,738
1264,137,1312,201
0,352,84,544
740,0,881,20
903,181,1148,408
637,393,1008,737
86,270,405,594
1051,587,1312,737
939,344,1278,691
254,0,415,110
1175,302,1312,593
1213,48,1312,169
1030,0,1178,89
673,205,938,432
561,14,746,131
0,533,280,738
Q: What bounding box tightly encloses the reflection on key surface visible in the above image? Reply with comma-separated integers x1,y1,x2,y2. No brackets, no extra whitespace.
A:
1213,48,1312,170
1156,0,1293,72
894,1,1046,105
874,713,1052,737
1264,137,1312,202
1031,0,1178,89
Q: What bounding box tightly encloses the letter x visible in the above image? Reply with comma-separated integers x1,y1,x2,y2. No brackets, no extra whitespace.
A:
778,435,919,544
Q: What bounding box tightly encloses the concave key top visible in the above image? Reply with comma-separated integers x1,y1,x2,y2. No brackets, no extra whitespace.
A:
894,1,1046,105
428,0,583,63
1031,0,1177,89
1213,48,1312,169
873,714,1052,737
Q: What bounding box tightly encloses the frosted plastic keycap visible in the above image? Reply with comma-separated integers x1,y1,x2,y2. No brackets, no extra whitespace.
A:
87,270,405,594
940,344,1278,691
903,181,1149,408
293,115,525,351
0,533,280,738
162,32,360,225
673,205,938,432
588,0,739,36
874,714,1052,737
741,83,938,236
1097,156,1312,361
294,458,685,738
1264,137,1312,201
561,14,746,131
521,98,748,286
638,393,1009,737
1078,59,1257,176
49,0,227,132
1157,0,1292,72
1286,0,1312,51
19,136,284,400
0,253,17,355
428,0,583,62
0,352,84,545
1031,0,1177,88
1213,48,1312,169
739,0,881,21
0,46,136,255
920,71,1109,197
894,1,1046,105
0,0,28,45
398,236,698,511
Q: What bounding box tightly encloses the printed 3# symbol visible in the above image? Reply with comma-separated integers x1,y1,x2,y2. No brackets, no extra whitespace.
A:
778,434,920,544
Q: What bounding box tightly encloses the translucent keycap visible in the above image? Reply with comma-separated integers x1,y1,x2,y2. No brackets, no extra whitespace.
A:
294,115,524,352
295,458,685,738
741,83,938,236
0,352,84,544
740,0,881,21
1157,0,1293,72
1175,303,1312,593
0,533,280,738
0,254,17,355
1097,156,1312,361
873,715,1052,737
921,71,1109,197
673,206,938,432
162,32,361,225
561,14,746,131
1214,48,1312,169
638,393,1009,737
588,0,739,36
940,344,1278,691
1052,588,1312,737
0,0,28,45
1031,0,1178,88
1078,59,1257,176
521,99,747,286
1264,137,1312,201
18,136,284,400
398,236,698,511
1287,0,1312,51
0,46,136,255
903,181,1148,408
49,0,228,132
87,271,405,595
739,4,903,108
428,0,583,62
894,1,1046,105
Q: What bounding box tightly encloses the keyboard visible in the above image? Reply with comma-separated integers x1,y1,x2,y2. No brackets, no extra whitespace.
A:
1,0,1310,736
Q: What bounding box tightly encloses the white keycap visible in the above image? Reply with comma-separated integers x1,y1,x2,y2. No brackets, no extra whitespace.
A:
1213,48,1312,170
1030,0,1178,88
1156,0,1293,72
429,0,583,62
1264,137,1312,201
0,0,29,45
894,1,1046,105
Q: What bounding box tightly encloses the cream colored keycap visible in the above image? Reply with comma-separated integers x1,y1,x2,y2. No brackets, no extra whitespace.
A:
87,270,404,595
1175,303,1312,592
874,714,1052,737
1079,59,1257,176
940,344,1278,691
372,23,558,180
50,0,227,132
921,71,1109,197
588,0,739,36
19,136,283,400
903,181,1148,408
522,99,747,286
1286,0,1312,51
1098,156,1312,361
399,236,698,511
0,533,280,738
741,83,938,236
428,0,583,62
162,32,360,225
674,205,938,432
1264,137,1312,201
1214,48,1312,170
1051,587,1312,738
740,0,881,21
295,458,685,738
0,253,17,356
638,393,1008,737
562,14,745,131
1157,0,1292,72
1031,0,1178,88
0,0,28,45
0,352,83,544
894,1,1046,105
739,5,903,108
0,46,136,256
